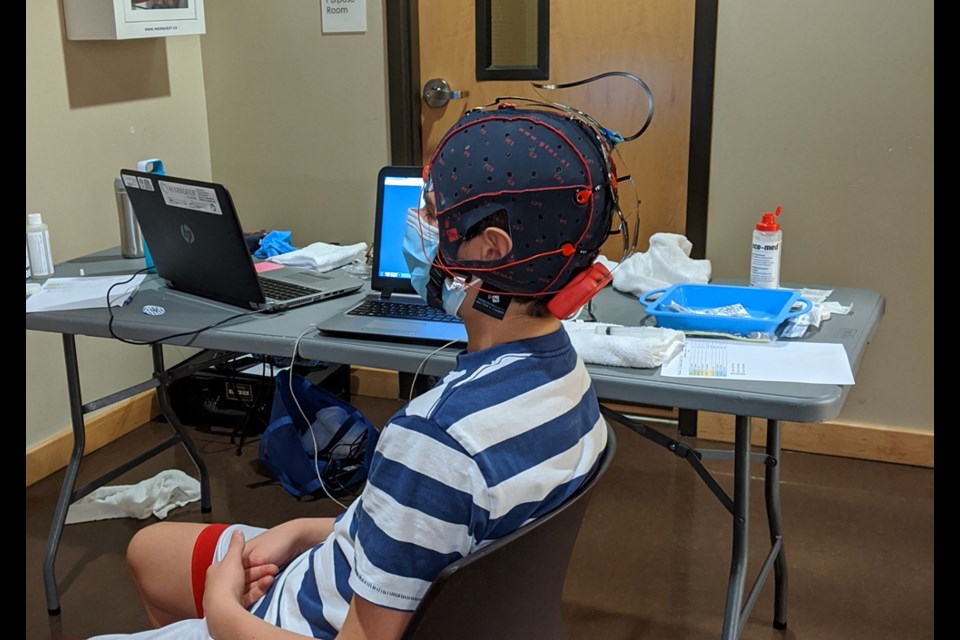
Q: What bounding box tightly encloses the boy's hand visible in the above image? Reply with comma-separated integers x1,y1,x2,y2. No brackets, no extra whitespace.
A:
204,530,249,614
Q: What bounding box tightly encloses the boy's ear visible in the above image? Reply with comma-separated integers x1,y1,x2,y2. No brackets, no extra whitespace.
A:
480,227,513,261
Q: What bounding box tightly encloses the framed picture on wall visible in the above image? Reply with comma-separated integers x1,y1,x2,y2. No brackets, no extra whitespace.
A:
63,0,206,40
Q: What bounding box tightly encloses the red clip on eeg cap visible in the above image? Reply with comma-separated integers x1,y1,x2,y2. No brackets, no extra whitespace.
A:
546,262,613,319
426,106,618,302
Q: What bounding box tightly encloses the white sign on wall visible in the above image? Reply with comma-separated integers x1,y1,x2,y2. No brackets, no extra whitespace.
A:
321,0,367,34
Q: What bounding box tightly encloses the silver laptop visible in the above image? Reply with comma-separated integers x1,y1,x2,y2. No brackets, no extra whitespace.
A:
316,166,467,345
120,169,362,312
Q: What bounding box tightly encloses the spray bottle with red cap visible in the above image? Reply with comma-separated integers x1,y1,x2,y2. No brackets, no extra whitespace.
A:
750,205,782,289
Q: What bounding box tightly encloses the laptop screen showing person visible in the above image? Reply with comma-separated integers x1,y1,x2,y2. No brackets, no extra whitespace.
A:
371,170,424,294
315,166,466,345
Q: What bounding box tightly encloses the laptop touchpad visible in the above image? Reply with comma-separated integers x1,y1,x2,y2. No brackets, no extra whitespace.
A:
365,319,425,334
283,271,331,284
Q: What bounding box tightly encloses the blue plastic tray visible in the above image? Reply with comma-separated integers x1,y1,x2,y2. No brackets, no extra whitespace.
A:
640,284,813,335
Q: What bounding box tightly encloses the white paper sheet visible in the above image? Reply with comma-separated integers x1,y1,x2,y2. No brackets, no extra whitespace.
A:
25,274,145,313
659,338,855,384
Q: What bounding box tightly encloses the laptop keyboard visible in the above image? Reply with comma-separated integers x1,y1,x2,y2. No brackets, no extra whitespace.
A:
348,299,463,324
259,277,319,301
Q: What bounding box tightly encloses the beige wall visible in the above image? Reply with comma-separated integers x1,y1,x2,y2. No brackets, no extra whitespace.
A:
25,0,390,452
26,1,212,448
200,0,390,247
707,0,934,432
26,0,933,454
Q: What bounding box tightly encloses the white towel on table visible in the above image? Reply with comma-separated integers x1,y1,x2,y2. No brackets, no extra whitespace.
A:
563,321,685,369
597,232,712,297
65,469,201,524
266,241,367,273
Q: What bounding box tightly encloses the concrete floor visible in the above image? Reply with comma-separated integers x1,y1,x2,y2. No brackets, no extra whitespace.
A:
26,397,935,639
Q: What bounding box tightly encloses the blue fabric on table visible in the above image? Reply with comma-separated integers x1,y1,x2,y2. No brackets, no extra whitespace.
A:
253,230,297,258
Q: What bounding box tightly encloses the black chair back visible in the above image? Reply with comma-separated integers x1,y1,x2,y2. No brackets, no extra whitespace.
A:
401,423,617,640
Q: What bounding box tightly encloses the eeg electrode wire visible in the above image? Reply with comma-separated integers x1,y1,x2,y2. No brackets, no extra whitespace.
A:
408,338,462,403
420,71,652,306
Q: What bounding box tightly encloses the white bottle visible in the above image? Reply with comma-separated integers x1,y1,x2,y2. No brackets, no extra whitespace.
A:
750,205,782,289
26,212,55,279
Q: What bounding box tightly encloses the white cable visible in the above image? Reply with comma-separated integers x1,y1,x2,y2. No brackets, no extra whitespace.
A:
288,324,350,511
408,339,460,403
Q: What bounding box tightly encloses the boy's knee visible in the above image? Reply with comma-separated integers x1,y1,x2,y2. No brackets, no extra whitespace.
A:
126,523,164,577
126,527,147,574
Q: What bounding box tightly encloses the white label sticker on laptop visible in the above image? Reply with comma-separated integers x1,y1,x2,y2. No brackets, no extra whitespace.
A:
123,174,141,189
137,177,155,191
158,180,223,215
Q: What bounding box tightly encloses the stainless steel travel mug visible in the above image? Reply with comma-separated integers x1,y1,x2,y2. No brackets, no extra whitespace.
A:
115,177,144,259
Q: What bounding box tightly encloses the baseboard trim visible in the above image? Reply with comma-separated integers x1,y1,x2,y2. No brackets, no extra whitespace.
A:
350,366,400,399
695,412,934,468
26,373,932,488
25,390,160,488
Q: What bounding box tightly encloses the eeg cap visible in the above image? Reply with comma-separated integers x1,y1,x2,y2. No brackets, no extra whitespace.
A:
427,104,619,297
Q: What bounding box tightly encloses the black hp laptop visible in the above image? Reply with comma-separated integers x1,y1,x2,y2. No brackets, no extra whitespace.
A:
120,170,362,312
316,166,467,345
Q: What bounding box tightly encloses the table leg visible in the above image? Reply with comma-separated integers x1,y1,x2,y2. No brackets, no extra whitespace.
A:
42,340,218,615
601,406,786,636
721,415,751,640
678,408,699,437
765,419,788,629
43,334,84,615
152,345,211,513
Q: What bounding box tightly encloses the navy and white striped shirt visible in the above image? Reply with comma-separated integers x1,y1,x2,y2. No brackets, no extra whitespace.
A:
90,327,606,640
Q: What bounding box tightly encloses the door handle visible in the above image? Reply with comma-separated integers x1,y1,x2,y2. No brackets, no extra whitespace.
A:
422,78,469,109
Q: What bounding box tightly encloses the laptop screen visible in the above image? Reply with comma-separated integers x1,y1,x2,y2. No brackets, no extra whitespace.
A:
371,167,425,295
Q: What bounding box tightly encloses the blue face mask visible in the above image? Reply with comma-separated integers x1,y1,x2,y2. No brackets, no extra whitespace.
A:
402,207,478,317
402,207,439,301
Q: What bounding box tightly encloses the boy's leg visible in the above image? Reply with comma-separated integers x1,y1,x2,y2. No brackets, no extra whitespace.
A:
126,522,210,628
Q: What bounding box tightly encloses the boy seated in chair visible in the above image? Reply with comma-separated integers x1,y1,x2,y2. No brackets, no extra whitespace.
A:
91,103,622,640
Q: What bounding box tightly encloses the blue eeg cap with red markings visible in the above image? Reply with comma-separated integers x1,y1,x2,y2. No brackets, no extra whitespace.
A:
426,105,618,296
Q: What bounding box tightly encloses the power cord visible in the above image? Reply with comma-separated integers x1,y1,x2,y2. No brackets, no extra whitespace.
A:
105,272,266,345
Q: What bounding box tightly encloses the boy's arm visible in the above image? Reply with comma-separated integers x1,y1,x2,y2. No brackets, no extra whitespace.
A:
205,530,314,639
242,517,336,569
337,595,413,640
205,528,414,640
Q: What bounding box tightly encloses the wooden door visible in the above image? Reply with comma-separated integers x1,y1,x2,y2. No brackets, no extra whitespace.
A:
418,0,696,256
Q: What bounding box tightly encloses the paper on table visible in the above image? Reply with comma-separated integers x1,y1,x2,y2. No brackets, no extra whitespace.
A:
659,338,855,384
254,261,284,273
25,274,146,313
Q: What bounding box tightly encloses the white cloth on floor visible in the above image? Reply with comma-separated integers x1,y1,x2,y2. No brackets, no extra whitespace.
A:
65,469,201,524
596,232,712,297
266,241,367,272
563,320,685,369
